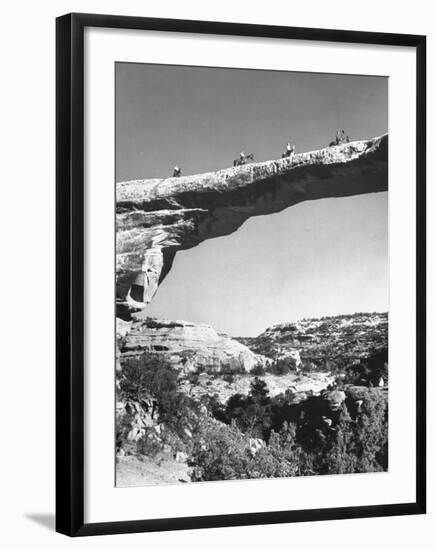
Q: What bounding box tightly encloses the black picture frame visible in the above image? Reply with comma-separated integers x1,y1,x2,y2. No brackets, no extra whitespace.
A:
56,12,426,537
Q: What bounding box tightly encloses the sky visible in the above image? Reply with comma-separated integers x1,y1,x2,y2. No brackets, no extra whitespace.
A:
116,63,388,336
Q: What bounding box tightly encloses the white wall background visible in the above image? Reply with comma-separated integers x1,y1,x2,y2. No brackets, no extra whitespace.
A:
0,1,434,548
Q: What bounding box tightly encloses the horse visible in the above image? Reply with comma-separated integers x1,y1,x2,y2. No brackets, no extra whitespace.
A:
233,152,254,166
329,131,351,147
281,145,296,158
328,136,350,147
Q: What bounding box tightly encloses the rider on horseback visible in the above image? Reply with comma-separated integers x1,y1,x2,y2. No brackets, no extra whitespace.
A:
233,151,254,166
282,142,295,158
329,130,350,147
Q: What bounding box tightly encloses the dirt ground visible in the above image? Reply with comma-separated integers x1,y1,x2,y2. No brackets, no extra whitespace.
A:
116,454,191,487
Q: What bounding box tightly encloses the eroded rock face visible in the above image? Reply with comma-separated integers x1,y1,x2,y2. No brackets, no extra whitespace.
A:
116,135,388,310
116,399,157,443
120,318,271,373
257,312,388,366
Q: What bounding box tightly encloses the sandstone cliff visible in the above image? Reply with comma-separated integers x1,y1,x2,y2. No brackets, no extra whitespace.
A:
116,135,388,311
119,317,271,373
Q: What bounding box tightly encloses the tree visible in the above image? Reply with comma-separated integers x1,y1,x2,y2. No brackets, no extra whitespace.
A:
249,377,270,403
118,352,187,423
223,378,272,438
315,389,388,474
344,348,388,386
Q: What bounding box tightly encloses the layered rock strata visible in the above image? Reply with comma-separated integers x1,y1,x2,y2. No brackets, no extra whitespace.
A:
116,135,388,310
120,318,274,373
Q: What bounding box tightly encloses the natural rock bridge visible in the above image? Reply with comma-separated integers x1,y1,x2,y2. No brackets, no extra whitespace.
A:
116,134,388,313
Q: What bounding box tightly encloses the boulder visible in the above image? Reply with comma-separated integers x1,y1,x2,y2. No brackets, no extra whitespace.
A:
175,451,188,463
324,390,346,411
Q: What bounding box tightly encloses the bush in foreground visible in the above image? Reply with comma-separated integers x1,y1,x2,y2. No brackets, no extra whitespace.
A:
190,417,301,481
118,352,191,426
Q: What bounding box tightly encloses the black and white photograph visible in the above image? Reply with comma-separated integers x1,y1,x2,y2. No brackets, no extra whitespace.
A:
115,63,389,487
0,2,431,545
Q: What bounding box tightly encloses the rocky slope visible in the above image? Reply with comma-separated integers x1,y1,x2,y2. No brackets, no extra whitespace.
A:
116,135,388,311
179,371,335,405
119,317,270,373
237,312,388,372
118,312,387,378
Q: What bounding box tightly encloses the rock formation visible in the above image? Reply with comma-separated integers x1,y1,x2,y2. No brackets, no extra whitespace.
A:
178,371,334,405
250,312,388,367
120,318,272,373
116,135,388,311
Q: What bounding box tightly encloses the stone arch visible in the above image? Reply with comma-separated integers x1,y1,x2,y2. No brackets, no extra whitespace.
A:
116,135,388,315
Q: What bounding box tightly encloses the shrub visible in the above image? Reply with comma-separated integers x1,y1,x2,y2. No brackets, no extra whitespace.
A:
251,364,266,376
300,389,388,475
348,388,388,471
249,377,270,402
267,358,296,375
190,417,299,481
223,378,272,439
212,381,388,477
118,352,188,424
344,349,388,386
136,430,163,457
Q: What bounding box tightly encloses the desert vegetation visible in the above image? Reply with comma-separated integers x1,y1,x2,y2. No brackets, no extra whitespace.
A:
116,312,388,484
